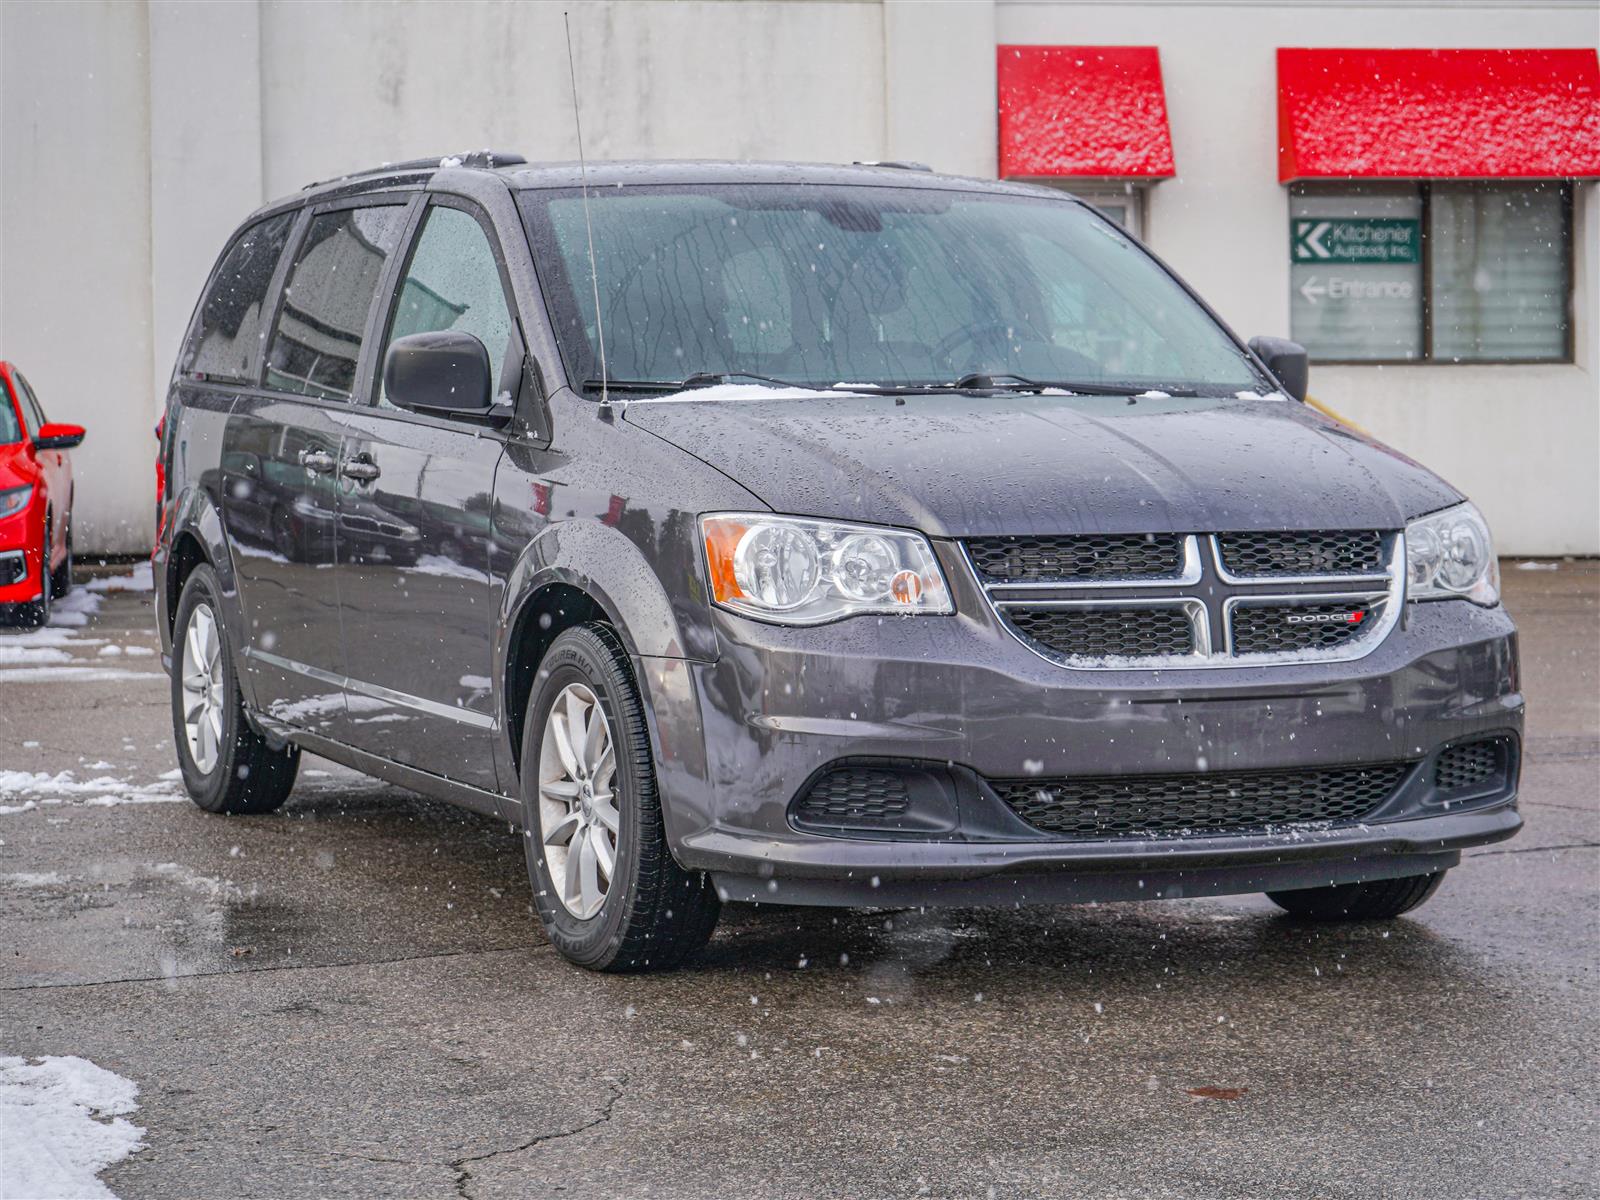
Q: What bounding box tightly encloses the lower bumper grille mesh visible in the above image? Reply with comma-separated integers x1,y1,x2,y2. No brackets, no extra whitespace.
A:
795,768,912,823
990,762,1409,839
1434,738,1507,794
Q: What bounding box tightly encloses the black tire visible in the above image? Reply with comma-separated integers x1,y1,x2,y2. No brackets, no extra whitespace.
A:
520,623,719,972
170,563,299,814
48,515,72,599
15,522,52,628
1267,871,1446,920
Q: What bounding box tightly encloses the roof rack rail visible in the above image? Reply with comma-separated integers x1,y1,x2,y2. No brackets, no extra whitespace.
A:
303,150,528,190
852,160,934,172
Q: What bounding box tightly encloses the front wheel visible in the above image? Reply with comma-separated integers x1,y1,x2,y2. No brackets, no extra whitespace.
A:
1267,871,1446,920
13,523,52,628
170,563,299,814
520,623,720,972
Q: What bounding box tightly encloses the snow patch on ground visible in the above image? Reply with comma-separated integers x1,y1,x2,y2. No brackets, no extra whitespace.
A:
0,1055,144,1200
85,562,154,593
45,590,102,628
0,770,185,816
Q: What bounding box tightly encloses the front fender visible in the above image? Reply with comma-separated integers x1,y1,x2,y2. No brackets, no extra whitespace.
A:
494,519,714,853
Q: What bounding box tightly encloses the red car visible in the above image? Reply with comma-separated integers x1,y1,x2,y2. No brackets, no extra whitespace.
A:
0,362,85,627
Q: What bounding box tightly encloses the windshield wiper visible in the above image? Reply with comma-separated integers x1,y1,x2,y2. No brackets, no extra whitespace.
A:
679,371,810,390
938,373,1201,396
581,372,813,394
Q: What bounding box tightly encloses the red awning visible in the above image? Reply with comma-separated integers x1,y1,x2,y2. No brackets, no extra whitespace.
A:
1278,48,1600,181
998,45,1175,179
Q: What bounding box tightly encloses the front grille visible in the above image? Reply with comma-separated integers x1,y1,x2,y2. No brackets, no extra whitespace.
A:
794,768,911,823
1230,601,1373,654
1006,605,1196,660
966,534,1182,583
1217,530,1385,577
1435,739,1506,794
990,762,1409,839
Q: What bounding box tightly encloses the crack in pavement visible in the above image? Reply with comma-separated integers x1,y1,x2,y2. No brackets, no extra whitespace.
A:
1,943,538,993
315,1074,629,1200
451,1073,628,1199
1467,841,1600,857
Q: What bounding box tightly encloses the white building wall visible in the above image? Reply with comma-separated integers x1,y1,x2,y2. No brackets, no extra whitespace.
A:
0,0,1594,554
0,0,154,554
998,0,1600,556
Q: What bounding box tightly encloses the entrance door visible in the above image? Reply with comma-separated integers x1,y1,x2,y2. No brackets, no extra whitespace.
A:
329,200,518,789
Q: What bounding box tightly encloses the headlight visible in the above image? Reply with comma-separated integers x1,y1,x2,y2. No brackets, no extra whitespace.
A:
0,485,32,519
702,513,954,625
1406,502,1499,606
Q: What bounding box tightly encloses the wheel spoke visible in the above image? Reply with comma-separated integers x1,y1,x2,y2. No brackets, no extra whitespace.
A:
576,829,601,913
544,809,581,847
583,705,607,770
563,828,587,909
591,794,620,834
592,830,616,880
565,694,590,779
549,707,581,779
592,744,615,790
184,697,207,724
539,779,582,801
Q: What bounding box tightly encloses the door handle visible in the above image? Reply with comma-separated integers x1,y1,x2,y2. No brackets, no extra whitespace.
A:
340,454,381,483
298,448,337,474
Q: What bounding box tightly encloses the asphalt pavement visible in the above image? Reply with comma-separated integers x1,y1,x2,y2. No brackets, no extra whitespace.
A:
1,561,1595,1199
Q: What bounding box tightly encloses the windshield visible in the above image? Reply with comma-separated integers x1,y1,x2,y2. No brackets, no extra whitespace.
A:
519,183,1265,395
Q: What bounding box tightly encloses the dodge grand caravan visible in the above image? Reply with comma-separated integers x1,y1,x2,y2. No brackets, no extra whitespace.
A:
155,155,1522,971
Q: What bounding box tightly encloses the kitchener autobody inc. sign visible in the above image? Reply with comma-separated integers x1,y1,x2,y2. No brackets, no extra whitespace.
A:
1291,217,1419,310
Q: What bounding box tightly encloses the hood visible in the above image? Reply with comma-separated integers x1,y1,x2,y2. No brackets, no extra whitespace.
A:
0,441,35,491
621,388,1461,537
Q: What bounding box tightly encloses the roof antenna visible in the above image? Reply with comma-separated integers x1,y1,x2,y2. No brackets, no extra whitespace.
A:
564,10,609,410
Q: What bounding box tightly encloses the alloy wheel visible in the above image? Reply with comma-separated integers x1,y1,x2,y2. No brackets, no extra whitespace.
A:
537,682,620,919
180,602,225,774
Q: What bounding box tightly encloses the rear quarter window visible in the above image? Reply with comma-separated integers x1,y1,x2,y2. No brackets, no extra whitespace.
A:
180,211,296,385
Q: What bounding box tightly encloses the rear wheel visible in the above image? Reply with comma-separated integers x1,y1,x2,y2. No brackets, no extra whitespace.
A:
48,516,72,599
1267,871,1446,920
520,623,720,972
170,563,299,814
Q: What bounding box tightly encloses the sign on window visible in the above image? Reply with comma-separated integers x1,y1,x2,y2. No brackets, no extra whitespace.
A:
1289,191,1423,361
1290,218,1419,264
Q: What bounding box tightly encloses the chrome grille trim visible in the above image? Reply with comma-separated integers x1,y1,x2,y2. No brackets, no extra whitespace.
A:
967,531,1404,670
966,535,1204,592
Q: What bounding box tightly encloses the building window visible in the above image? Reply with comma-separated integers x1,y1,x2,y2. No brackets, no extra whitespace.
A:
1032,181,1148,240
1289,182,1571,365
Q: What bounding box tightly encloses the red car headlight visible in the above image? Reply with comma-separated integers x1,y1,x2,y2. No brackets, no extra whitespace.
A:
0,485,33,519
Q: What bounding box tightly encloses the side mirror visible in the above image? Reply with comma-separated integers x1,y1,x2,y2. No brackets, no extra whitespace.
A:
1247,336,1309,402
383,331,493,416
35,422,86,451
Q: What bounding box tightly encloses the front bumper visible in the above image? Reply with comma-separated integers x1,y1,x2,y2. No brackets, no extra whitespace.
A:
664,579,1522,906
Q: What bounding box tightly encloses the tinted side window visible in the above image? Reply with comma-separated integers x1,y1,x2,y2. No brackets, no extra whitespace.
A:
265,206,408,400
379,206,516,408
181,211,295,384
0,379,21,444
14,373,44,438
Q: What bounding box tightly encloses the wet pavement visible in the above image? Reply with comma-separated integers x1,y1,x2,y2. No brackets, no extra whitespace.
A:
2,562,1595,1199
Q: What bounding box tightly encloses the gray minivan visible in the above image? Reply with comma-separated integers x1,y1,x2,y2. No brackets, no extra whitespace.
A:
155,155,1521,971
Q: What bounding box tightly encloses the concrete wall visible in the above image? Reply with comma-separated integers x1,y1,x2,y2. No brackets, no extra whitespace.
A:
999,0,1600,556
0,0,1594,554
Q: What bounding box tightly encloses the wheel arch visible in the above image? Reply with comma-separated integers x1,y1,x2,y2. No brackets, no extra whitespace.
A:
495,521,709,814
